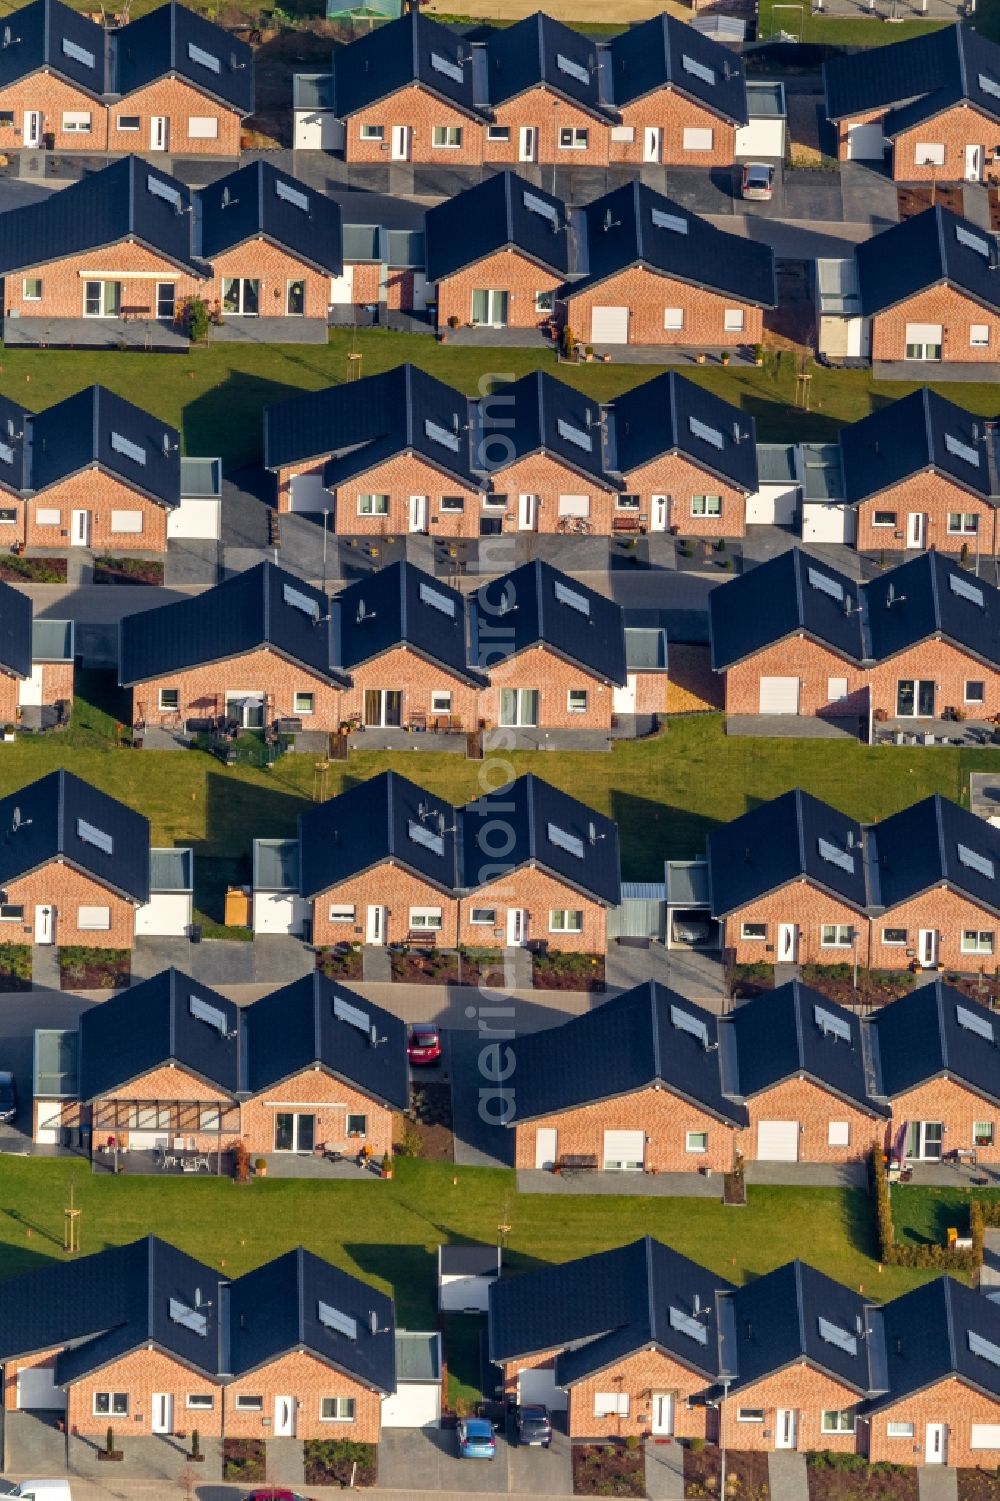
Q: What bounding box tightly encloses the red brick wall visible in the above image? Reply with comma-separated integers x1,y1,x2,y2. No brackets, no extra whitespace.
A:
2,860,136,949
457,868,608,952
718,1366,863,1453
129,647,341,731
891,105,999,183
3,240,206,321
870,286,1000,364
98,1063,231,1153
5,1346,64,1413
481,646,612,730
207,241,328,321
342,649,479,729
238,1065,393,1159
481,452,616,536
887,1078,1000,1165
621,454,748,539
868,639,1000,721
66,1347,222,1439
513,1084,735,1173
501,1348,711,1441
739,1078,881,1164
854,472,997,556
483,89,610,166
27,470,168,553
311,865,458,949
722,638,867,718
869,888,1000,971
0,76,106,153
105,77,242,157
565,267,764,349
324,452,481,535
435,249,563,331
721,882,863,966
225,1351,383,1443
867,1381,1000,1467
616,94,737,168
342,85,483,164
834,107,886,164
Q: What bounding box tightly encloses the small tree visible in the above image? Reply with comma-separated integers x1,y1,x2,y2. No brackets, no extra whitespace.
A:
190,1428,201,1460
106,1425,115,1456
179,296,210,343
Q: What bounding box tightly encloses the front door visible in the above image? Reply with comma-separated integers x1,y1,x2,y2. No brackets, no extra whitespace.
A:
518,493,537,531
366,904,385,945
70,510,90,546
643,126,662,163
151,1393,173,1435
34,904,54,944
896,679,935,718
24,110,41,148
777,923,798,963
274,1395,296,1438
519,125,537,162
776,1410,798,1450
17,664,43,708
408,495,428,533
925,1424,947,1464
906,511,925,549
150,115,167,151
613,675,637,715
651,494,669,532
966,144,983,181
391,125,410,160
918,928,938,968
534,1126,557,1170
652,1394,674,1436
507,908,527,946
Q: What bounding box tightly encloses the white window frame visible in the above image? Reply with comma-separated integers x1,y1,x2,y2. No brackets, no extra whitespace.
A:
78,905,111,931
22,277,41,301
357,493,389,516
293,691,315,716
738,1409,765,1423
360,123,384,141
966,680,986,705
559,126,588,150
409,906,443,930
431,690,453,715
93,1392,129,1416
0,904,23,921
686,1130,708,1154
887,1422,914,1439
329,904,356,924
683,126,713,151
199,1106,220,1131
439,495,464,512
971,324,990,348
691,495,722,517
321,1396,357,1422
828,1121,850,1147
975,1121,995,1145
487,124,510,142
723,308,745,333
616,493,640,510
882,927,907,946
821,1410,856,1435
117,114,140,132
962,929,994,954
550,909,583,933
664,307,684,330
186,1394,214,1410
62,110,91,133
235,1395,263,1412
914,141,945,166
535,290,555,313
594,1392,629,1417
432,125,463,148
567,689,588,714
741,922,767,941
871,511,896,528
947,512,979,534
187,116,219,139
470,907,496,925
821,923,852,948
158,688,180,712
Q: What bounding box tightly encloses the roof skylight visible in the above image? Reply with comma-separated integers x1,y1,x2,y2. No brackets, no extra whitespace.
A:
651,207,688,235
0,443,14,466
950,572,984,607
283,583,320,621
956,224,992,258
980,73,1000,99
333,994,370,1033
62,37,95,68
689,416,724,449
425,418,461,452
408,818,445,856
110,431,147,467
815,1005,852,1044
147,174,183,211
547,822,585,859
169,1298,208,1336
430,50,464,83
807,568,844,603
188,41,221,73
524,190,560,228
818,1317,857,1356
970,1330,1000,1367
556,52,590,84
189,994,229,1035
669,1305,709,1344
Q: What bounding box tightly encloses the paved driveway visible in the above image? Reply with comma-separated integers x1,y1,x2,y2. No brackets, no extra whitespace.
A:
840,161,899,228
379,1428,509,1493
506,1424,573,1496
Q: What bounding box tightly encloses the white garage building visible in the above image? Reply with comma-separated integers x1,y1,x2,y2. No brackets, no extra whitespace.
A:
381,1331,443,1428
252,838,309,936
438,1245,501,1313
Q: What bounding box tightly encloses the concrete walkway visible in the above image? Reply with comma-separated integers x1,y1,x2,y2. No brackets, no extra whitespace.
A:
31,945,61,992
645,1438,686,1499
768,1451,809,1501
517,1168,722,1196
918,1467,958,1501
744,1162,868,1188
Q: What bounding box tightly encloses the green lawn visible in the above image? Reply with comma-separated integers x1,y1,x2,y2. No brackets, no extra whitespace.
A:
892,1186,1000,1249
755,0,947,45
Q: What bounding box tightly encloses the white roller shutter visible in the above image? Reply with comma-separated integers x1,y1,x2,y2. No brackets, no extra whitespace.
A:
603,1128,644,1169
757,1121,799,1161
381,1384,441,1428
972,1427,1000,1449
759,677,800,714
904,322,943,344
591,306,629,344
518,1367,568,1411
846,123,886,160
17,1367,65,1410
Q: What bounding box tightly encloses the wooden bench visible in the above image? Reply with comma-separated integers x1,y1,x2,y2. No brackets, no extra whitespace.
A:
557,1153,598,1174
612,515,643,534
406,930,438,948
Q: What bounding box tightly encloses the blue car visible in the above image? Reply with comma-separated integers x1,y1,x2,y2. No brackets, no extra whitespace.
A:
457,1417,497,1459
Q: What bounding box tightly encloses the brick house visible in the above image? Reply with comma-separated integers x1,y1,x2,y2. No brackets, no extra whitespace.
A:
838,388,1000,556
296,769,620,952
0,1236,396,1450
824,26,1000,183
855,207,1000,367
562,181,775,349
0,769,150,950
708,786,1000,973
425,171,571,332
0,0,252,159
711,547,1000,724
119,561,345,736
0,576,73,728
0,383,184,552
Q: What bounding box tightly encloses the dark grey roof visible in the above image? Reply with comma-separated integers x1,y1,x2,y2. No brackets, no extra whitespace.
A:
569,181,775,306
439,1244,501,1276
332,562,482,685
0,0,105,95
839,388,997,506
870,794,1000,912
244,971,409,1110
824,25,1000,134
0,395,31,493
482,12,609,117
78,968,241,1101
608,372,758,493
867,1278,1000,1411
507,981,745,1125
0,576,32,680
119,562,339,687
263,364,478,491
471,370,607,486
331,10,481,119
489,1236,734,1382
707,788,868,917
28,385,180,507
709,550,863,673
728,981,879,1113
198,160,343,276
0,156,207,278
468,560,626,685
856,207,1000,319
0,769,149,904
425,171,571,283
869,981,1000,1104
609,12,747,122
864,551,1000,670
108,1,254,113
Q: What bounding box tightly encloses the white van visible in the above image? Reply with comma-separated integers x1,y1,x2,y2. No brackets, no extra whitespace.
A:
8,1482,72,1501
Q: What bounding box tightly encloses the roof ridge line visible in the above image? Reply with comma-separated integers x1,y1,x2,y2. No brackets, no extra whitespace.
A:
633,178,643,263
650,982,663,1083
399,559,408,643
935,979,948,1073
794,1260,806,1356
263,560,271,645
928,542,942,636
791,980,806,1072
957,21,969,99
644,1235,658,1345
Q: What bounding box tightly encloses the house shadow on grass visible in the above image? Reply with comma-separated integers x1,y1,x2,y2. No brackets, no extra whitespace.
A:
182,369,330,477
609,792,718,874
840,1184,882,1261
194,770,309,928
345,1242,439,1328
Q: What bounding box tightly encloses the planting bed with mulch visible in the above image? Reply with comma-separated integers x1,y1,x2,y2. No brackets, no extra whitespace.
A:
728,963,775,999
304,1438,377,1487
93,555,164,586
532,951,605,991
957,1469,1000,1501
898,185,963,220
684,1445,770,1500
316,944,363,981
402,1081,454,1162
943,973,1000,1006
573,1441,645,1497
222,1438,266,1484
806,1453,917,1501
390,946,460,985
0,944,31,992
58,946,130,990
0,555,67,583
800,965,916,1009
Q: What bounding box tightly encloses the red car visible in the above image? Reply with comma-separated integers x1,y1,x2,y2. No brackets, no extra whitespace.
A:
407,1024,442,1065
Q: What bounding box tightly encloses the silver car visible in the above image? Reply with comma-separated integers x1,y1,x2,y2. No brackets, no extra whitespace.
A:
741,162,775,200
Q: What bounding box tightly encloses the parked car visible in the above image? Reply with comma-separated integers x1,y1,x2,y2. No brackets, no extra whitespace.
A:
514,1403,552,1447
671,917,712,946
407,1024,442,1066
457,1417,497,1459
741,162,775,201
0,1070,19,1124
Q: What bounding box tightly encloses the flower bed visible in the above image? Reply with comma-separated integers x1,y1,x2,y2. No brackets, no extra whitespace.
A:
0,556,67,583
573,1440,645,1497
304,1438,377,1488
800,964,915,1009
727,962,774,999
390,946,459,985
316,944,363,982
807,1452,917,1501
0,945,31,992
958,1469,1000,1501
532,951,605,992
684,1444,770,1500
93,555,164,586
222,1438,265,1483
58,947,130,991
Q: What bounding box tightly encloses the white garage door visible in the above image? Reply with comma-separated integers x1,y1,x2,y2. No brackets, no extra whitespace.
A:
757,1121,799,1161
847,122,886,160
289,473,330,513
518,1367,568,1412
381,1383,441,1428
603,1128,645,1170
759,677,800,714
735,119,785,158
745,485,798,526
17,1367,65,1410
591,306,629,344
971,1427,1000,1449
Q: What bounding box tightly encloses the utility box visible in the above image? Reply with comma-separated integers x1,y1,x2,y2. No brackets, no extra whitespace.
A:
225,886,252,927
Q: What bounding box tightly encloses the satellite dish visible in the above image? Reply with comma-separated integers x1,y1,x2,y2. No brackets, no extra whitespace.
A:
194,1287,202,1307
369,1310,380,1335
356,600,367,624
221,186,232,209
